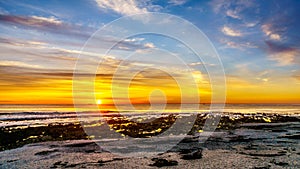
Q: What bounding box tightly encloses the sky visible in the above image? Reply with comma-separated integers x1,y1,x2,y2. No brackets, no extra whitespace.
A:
0,0,299,105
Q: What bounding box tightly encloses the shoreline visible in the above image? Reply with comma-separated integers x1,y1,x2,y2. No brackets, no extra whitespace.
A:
1,112,299,151
0,112,299,168
0,122,299,168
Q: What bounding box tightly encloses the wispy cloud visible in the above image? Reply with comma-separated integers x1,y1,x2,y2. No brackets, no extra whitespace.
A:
210,0,254,15
123,38,145,42
220,39,257,50
228,64,275,85
266,41,299,66
261,24,281,41
0,14,62,28
94,0,164,16
221,26,242,37
0,37,46,47
168,0,188,6
0,37,77,59
95,0,148,15
244,21,258,28
144,42,155,48
31,16,62,25
226,10,241,19
292,70,300,82
0,61,42,69
188,62,215,67
0,14,93,39
269,50,297,66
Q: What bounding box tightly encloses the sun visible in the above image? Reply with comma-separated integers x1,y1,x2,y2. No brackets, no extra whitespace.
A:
96,99,102,105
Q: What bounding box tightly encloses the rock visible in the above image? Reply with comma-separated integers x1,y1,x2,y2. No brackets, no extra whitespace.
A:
253,166,270,169
274,161,289,166
279,134,300,140
34,149,58,156
150,158,178,167
240,150,287,157
181,148,203,160
51,161,68,168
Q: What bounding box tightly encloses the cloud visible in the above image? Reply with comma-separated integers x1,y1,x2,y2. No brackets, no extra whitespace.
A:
221,26,242,37
144,42,155,48
108,38,156,51
0,14,62,28
0,14,93,39
95,0,149,15
31,16,62,25
293,76,300,82
210,0,227,13
261,24,281,41
188,62,215,67
0,61,42,69
0,37,79,61
266,41,299,66
168,0,188,6
0,37,46,47
189,62,204,66
220,38,257,50
123,38,145,42
226,10,241,19
244,22,258,28
293,71,300,81
269,50,297,66
210,0,254,15
0,65,64,85
228,64,275,85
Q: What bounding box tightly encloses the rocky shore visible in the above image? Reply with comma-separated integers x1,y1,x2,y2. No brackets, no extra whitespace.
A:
0,113,299,168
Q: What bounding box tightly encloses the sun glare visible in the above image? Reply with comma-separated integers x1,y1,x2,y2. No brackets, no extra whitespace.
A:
97,99,102,105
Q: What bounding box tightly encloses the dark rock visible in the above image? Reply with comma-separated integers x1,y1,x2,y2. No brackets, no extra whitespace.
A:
150,158,178,167
51,161,68,168
279,134,300,140
85,149,95,153
229,135,250,142
53,161,62,165
271,129,288,132
34,149,58,156
241,150,287,157
181,136,199,143
253,166,270,169
181,149,203,160
106,114,177,138
112,157,123,161
7,159,18,163
64,163,78,168
274,161,289,166
64,142,95,147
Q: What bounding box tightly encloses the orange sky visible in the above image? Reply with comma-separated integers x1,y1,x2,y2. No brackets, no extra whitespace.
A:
1,64,299,105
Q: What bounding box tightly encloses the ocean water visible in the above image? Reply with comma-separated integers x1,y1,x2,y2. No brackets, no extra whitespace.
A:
0,104,299,129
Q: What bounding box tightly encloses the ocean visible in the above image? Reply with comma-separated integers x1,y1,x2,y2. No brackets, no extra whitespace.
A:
0,104,299,129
